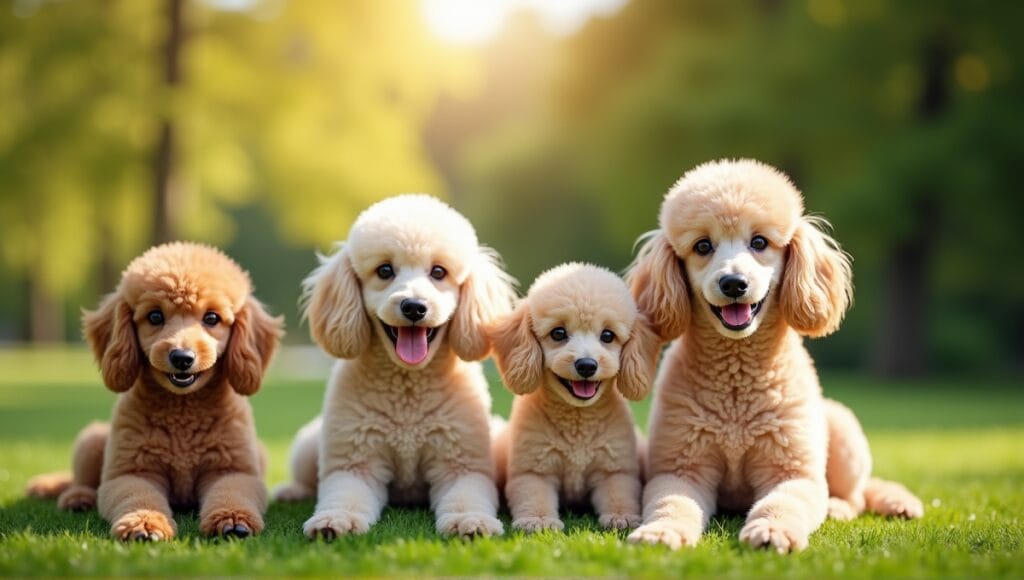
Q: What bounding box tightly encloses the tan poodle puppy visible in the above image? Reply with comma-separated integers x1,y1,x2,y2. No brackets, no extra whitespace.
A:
274,194,516,540
491,263,660,533
26,242,283,541
626,159,923,553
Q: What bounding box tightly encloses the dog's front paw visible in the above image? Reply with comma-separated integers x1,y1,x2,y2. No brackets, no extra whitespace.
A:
739,517,809,553
436,511,504,539
627,520,700,549
303,510,372,540
25,472,71,499
111,509,176,542
512,515,564,533
271,482,314,503
599,512,641,530
57,485,97,512
201,508,264,539
870,487,924,519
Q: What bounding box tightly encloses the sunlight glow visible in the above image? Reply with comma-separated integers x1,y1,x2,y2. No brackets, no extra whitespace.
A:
422,0,628,45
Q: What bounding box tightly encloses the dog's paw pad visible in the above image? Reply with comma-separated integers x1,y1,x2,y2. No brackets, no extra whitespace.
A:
437,512,504,539
599,513,641,530
303,511,371,540
201,508,263,539
739,517,808,554
512,515,564,534
111,510,176,542
627,521,700,549
57,486,97,512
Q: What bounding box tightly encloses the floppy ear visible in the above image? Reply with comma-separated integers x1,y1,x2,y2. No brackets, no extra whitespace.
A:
615,317,661,401
779,217,853,337
302,245,372,358
490,303,543,395
223,297,284,396
83,292,141,392
449,247,516,361
626,231,690,342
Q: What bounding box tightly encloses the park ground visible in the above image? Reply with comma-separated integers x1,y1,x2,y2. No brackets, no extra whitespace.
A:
0,348,1021,577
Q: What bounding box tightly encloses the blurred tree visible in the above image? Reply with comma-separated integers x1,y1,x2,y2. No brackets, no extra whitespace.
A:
449,0,1024,375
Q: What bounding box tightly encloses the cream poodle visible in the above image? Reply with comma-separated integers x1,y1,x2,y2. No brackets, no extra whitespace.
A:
490,263,660,533
626,159,923,553
26,242,283,541
274,194,516,540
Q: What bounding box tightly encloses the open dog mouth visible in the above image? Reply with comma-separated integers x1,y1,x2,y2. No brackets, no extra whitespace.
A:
710,296,767,331
381,321,440,365
556,375,601,401
166,372,198,388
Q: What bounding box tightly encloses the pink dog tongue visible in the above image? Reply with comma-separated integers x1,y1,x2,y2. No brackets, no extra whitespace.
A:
396,326,429,365
570,380,599,399
721,303,752,327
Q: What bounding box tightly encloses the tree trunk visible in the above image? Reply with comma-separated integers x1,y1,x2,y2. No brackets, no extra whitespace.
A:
27,266,65,344
870,34,950,377
152,0,185,245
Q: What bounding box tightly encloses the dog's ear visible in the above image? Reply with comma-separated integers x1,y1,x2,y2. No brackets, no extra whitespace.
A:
223,297,284,396
302,245,372,358
615,316,660,401
83,292,141,392
779,217,853,337
449,248,516,361
490,303,543,395
626,231,690,341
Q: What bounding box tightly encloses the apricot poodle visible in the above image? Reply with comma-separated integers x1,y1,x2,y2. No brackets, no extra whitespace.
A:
626,159,923,553
490,263,660,533
274,194,516,540
26,242,283,541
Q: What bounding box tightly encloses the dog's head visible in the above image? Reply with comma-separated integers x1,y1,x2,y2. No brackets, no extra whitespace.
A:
83,242,284,396
303,194,515,369
628,159,852,341
491,263,659,407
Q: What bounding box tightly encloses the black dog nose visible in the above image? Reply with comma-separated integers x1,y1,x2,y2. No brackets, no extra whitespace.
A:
169,349,195,371
400,298,428,322
719,274,748,299
574,358,598,378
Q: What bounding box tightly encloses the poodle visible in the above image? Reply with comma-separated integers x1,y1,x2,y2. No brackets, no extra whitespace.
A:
490,263,660,533
26,242,283,541
625,159,923,553
273,194,516,540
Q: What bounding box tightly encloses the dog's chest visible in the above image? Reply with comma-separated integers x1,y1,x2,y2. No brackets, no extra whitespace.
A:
525,419,615,504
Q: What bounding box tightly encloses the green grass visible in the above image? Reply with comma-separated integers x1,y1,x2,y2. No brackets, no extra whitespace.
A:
0,348,1022,577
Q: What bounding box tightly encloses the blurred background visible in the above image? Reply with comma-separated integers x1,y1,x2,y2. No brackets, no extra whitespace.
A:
1,0,1021,378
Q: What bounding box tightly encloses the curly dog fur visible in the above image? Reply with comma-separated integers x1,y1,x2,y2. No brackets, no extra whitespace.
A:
26,242,283,541
490,263,660,533
274,194,516,540
626,159,922,553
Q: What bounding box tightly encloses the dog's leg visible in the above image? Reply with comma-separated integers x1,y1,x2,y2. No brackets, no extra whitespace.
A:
739,476,828,554
303,470,387,540
26,421,108,510
98,474,176,541
823,399,870,520
591,472,642,530
627,473,717,549
198,472,267,538
864,477,924,519
507,473,562,533
272,416,321,502
431,471,504,539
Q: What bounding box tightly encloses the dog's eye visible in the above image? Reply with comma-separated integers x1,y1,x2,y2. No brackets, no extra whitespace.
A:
750,235,768,251
376,263,394,280
203,312,220,327
430,265,447,280
147,310,164,326
550,327,568,341
600,329,615,343
694,238,714,256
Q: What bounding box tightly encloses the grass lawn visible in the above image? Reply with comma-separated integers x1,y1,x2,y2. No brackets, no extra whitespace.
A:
0,348,1022,576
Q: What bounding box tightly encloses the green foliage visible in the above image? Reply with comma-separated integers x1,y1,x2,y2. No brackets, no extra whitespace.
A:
0,349,1022,576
